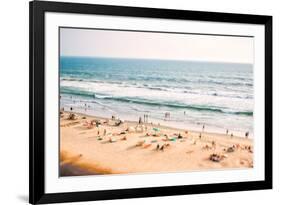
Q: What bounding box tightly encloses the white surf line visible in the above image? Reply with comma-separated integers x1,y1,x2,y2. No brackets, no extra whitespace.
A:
90,99,117,114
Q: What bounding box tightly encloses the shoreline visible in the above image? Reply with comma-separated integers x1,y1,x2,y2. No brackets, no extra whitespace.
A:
60,111,253,176
61,107,252,139
64,110,253,140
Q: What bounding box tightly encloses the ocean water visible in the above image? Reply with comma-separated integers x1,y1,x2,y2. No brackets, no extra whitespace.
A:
60,56,254,137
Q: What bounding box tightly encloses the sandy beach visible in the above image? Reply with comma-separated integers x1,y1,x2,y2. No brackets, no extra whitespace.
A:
60,111,253,176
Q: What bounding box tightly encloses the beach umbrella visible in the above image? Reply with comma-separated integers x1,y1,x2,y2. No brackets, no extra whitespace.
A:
153,127,160,135
153,127,160,132
170,138,177,142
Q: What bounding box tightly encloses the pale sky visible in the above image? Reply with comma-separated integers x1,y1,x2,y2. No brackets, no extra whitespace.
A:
60,27,254,64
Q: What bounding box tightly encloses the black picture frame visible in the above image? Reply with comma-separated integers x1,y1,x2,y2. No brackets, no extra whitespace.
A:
29,1,272,204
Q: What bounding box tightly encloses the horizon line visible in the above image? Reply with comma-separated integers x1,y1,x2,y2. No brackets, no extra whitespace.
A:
60,55,253,65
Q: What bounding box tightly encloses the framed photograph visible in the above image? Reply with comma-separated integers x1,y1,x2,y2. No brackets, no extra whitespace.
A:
29,1,272,204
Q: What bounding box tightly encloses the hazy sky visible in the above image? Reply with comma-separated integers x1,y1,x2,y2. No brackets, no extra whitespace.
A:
60,28,254,64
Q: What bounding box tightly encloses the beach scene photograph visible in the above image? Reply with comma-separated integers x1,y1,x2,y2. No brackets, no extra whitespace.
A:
59,27,254,176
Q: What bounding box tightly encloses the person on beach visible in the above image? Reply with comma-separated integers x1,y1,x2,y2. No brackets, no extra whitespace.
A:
70,107,73,111
212,141,216,150
139,117,142,124
202,124,205,132
156,144,160,150
245,131,249,139
178,133,183,139
164,112,170,120
144,114,148,123
226,129,229,135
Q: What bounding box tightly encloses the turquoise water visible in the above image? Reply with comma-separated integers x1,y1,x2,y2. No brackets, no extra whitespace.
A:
60,56,253,136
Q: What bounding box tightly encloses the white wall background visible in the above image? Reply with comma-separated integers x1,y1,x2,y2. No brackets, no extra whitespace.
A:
0,0,279,204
